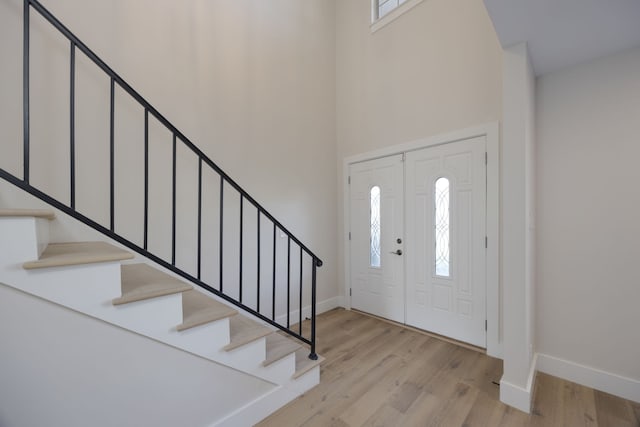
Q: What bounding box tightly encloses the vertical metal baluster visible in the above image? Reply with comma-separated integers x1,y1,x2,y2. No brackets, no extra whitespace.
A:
257,210,261,312
109,78,115,231
23,0,30,183
219,175,224,292
197,158,202,280
287,237,291,328
309,259,318,360
272,223,276,321
239,195,244,303
143,109,149,250
69,41,75,209
299,247,303,335
171,135,177,266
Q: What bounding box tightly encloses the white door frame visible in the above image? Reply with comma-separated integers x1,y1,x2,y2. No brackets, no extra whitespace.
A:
342,122,502,359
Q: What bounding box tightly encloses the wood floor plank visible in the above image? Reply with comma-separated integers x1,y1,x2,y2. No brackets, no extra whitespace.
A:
361,404,403,427
336,355,410,426
425,382,480,427
300,354,407,427
401,391,445,426
632,401,640,424
336,336,442,426
594,389,638,427
256,309,639,427
561,380,597,426
530,373,564,426
259,338,409,427
463,389,511,427
460,352,502,400
497,405,531,427
387,381,422,414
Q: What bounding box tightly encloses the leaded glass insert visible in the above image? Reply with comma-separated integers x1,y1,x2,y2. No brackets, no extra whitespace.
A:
370,186,381,268
434,177,450,277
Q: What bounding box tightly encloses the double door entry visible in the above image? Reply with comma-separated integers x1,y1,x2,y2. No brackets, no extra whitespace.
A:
349,136,486,347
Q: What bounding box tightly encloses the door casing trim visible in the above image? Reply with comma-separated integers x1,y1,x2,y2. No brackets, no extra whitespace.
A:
342,122,502,359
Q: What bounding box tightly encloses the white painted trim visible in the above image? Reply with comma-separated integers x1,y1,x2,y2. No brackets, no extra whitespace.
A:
537,353,640,404
342,160,353,311
343,123,499,165
210,386,291,427
371,0,425,33
342,122,502,358
500,353,537,413
211,366,320,426
485,121,501,359
275,296,342,327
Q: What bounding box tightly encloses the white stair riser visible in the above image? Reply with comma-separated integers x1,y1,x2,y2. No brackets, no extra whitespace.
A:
35,217,50,257
213,345,296,384
219,338,267,370
0,217,40,265
170,323,297,382
109,294,183,337
3,263,122,311
259,353,297,383
170,318,231,355
289,365,321,394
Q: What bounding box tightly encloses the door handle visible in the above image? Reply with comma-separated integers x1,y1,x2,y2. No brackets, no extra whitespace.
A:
390,249,403,256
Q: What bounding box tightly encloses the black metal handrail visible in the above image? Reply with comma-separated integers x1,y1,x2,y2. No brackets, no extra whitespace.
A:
1,0,322,359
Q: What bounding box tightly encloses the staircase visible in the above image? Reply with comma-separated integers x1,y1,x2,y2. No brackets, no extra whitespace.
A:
0,0,322,427
0,207,323,425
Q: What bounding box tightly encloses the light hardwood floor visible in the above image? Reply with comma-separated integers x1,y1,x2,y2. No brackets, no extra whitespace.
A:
257,308,640,427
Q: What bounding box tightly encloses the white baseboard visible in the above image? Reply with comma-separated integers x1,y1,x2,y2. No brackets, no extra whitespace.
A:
500,353,537,413
318,296,343,314
210,386,294,427
275,296,342,327
537,353,640,404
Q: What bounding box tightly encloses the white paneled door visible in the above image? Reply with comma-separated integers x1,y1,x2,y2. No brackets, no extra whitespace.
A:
349,155,405,323
349,137,486,347
405,137,486,347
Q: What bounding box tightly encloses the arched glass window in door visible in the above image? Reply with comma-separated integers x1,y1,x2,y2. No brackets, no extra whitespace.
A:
434,177,450,277
370,186,381,268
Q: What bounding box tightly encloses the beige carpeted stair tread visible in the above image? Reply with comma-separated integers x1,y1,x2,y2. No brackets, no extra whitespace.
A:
223,315,273,351
293,348,325,379
23,241,133,269
113,263,193,305
177,289,238,331
263,333,302,367
0,208,55,220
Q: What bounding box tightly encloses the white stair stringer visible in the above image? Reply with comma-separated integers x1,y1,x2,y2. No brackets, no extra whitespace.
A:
213,366,320,427
0,282,277,427
0,208,321,424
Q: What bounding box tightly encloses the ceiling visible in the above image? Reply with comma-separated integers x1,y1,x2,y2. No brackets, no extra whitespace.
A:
482,0,640,75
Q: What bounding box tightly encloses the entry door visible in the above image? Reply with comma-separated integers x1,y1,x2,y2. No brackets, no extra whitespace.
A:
349,155,404,323
405,137,486,347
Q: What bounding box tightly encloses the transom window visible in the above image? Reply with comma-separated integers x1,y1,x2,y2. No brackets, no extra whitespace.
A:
371,0,424,32
376,0,407,20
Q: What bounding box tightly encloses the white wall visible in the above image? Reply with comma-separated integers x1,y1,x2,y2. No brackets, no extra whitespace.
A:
0,0,338,316
336,0,503,299
499,42,537,413
0,283,274,427
536,46,640,393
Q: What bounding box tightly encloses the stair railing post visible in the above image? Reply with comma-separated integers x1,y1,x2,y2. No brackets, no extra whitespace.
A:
23,0,30,183
309,258,319,360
